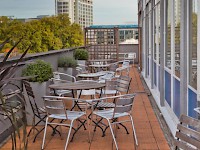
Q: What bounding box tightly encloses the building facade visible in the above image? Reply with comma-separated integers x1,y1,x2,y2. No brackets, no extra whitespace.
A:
55,0,93,29
138,0,199,136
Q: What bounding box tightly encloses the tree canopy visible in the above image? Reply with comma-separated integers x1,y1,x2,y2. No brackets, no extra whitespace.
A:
0,14,84,53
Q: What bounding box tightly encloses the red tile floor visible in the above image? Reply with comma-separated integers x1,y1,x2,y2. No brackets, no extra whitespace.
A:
1,66,170,150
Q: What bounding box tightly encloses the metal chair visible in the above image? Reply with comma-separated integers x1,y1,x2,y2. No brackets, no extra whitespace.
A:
94,76,132,136
93,94,138,150
174,115,200,150
42,96,86,150
108,62,119,72
76,64,89,74
96,75,132,109
51,72,76,96
116,60,130,77
23,80,60,142
75,80,98,111
98,71,115,83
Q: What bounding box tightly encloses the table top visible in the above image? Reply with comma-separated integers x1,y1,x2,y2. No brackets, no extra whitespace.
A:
49,81,105,90
89,64,110,68
88,59,113,62
77,71,107,78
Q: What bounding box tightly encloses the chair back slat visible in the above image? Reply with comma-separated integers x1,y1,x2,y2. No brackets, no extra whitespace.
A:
180,115,200,129
109,62,118,72
113,94,135,116
116,76,131,94
175,115,200,150
23,80,42,116
23,80,35,98
114,105,132,114
105,80,117,91
43,98,67,118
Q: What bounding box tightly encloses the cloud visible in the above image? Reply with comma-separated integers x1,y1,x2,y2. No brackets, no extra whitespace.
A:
93,0,138,25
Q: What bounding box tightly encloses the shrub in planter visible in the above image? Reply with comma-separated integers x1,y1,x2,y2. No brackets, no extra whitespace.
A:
22,60,53,83
58,56,78,68
58,56,78,78
74,48,89,60
22,60,53,125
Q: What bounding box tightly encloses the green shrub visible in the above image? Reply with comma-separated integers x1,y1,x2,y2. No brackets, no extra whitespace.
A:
22,60,53,83
58,56,77,68
74,48,89,60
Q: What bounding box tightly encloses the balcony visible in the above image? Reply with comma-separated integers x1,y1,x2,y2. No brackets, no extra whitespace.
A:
0,47,171,150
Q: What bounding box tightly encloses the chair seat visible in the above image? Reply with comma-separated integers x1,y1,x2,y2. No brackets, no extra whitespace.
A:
96,89,117,95
55,90,71,96
49,110,85,120
94,109,129,119
38,106,46,114
96,101,115,108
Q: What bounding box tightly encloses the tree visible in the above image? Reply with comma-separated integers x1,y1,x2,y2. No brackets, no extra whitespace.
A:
0,14,84,54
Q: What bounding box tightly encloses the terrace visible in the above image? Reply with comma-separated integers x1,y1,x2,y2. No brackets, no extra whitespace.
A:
0,62,171,150
1,3,200,148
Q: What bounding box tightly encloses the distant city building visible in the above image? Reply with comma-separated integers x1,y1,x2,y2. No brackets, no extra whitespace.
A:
88,25,138,44
55,0,93,29
17,15,50,23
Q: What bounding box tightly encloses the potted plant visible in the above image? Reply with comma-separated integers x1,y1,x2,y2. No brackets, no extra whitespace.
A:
57,56,78,78
0,38,30,149
22,60,53,125
74,48,89,65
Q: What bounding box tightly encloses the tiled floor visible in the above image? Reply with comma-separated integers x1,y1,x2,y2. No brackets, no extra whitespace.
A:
1,66,170,150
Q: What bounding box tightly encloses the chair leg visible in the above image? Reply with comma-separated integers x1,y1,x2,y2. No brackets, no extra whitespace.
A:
41,118,48,150
129,115,138,146
65,120,74,150
107,119,118,150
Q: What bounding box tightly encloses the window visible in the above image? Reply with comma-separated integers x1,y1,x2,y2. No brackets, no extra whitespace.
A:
166,0,172,69
189,0,197,89
174,0,181,77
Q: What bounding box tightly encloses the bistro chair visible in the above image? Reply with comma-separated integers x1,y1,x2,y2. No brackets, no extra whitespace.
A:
75,80,98,111
108,62,119,72
93,94,138,150
23,80,60,142
174,115,200,150
94,76,132,136
42,96,86,150
76,64,89,74
50,72,76,96
98,71,115,83
96,76,132,108
116,60,130,77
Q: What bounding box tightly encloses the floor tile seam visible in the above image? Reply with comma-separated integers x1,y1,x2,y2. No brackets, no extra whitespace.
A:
142,95,160,150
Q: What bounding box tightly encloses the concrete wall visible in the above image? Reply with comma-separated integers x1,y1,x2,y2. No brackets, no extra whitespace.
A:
0,47,78,143
118,44,139,63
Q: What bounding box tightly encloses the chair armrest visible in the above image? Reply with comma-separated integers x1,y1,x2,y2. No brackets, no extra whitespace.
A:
53,72,76,82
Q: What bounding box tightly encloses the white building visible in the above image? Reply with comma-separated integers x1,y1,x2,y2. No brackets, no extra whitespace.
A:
55,0,93,29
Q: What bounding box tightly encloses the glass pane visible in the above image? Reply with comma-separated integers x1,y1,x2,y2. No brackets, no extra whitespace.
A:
166,0,172,69
154,7,157,60
189,0,197,89
158,4,160,64
174,0,181,77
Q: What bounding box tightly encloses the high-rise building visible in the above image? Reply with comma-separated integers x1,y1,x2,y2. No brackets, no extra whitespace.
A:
55,0,93,29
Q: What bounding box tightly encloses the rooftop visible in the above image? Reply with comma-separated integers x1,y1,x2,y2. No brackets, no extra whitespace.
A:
1,66,171,150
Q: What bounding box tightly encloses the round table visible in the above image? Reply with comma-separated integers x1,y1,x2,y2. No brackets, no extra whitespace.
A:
76,71,107,79
49,81,105,96
49,81,105,111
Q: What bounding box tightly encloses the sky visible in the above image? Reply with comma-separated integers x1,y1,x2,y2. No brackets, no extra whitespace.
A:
0,0,138,25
